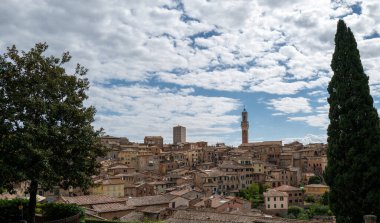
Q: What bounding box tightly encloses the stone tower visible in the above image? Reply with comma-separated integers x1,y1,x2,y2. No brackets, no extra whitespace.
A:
173,125,186,145
241,108,249,144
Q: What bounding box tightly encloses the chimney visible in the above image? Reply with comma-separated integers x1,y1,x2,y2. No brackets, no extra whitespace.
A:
364,215,377,223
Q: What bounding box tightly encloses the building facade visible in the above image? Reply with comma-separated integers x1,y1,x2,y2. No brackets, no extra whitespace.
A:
173,125,186,145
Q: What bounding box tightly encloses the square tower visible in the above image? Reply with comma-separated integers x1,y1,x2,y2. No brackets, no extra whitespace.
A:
173,125,186,145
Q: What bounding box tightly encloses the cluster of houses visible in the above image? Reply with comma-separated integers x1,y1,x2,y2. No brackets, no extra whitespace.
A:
3,135,330,222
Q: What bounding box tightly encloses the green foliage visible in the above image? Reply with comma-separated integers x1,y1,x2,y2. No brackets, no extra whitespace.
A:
0,43,106,222
325,19,380,222
42,202,84,221
297,212,309,220
308,204,332,217
288,206,303,217
237,183,264,208
308,176,321,184
305,195,315,203
0,199,29,222
285,204,332,220
319,191,329,205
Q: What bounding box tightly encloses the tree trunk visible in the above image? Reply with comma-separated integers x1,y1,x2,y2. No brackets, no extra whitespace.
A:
28,180,38,223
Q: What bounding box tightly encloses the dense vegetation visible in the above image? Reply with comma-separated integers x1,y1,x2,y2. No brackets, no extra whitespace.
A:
0,199,29,222
0,43,106,222
237,183,267,208
0,199,83,222
307,176,321,184
283,204,333,220
324,19,380,222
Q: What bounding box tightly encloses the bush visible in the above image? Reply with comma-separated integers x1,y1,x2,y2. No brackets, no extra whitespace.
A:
308,204,332,216
305,195,315,203
288,206,303,218
297,212,309,220
42,203,84,221
305,203,332,218
0,198,29,222
308,176,321,184
319,191,329,205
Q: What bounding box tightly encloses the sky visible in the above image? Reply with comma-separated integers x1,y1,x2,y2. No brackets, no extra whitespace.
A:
1,0,380,146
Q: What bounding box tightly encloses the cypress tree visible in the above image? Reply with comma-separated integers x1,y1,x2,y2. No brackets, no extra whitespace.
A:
325,20,380,222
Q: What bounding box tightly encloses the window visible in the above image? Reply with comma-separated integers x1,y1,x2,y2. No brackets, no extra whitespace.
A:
267,197,270,201
274,204,277,208
281,204,284,208
280,196,283,201
268,204,270,209
274,197,276,201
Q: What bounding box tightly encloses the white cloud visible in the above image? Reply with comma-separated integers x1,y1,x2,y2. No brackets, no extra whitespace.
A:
267,97,312,114
87,84,241,144
1,0,380,144
283,134,327,144
288,113,329,129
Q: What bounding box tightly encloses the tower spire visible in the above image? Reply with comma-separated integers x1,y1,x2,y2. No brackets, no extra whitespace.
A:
241,108,249,144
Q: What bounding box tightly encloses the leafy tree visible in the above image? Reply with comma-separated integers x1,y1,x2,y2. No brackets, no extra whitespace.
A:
319,191,329,205
307,204,332,217
0,43,105,223
305,195,315,203
325,19,380,222
237,183,264,208
307,176,321,184
288,206,303,218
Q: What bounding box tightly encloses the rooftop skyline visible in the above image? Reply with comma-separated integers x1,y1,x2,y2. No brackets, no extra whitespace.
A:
1,0,380,146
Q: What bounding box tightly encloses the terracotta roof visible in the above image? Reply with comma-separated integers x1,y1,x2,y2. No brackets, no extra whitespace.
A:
126,195,170,207
165,209,307,223
92,203,135,213
274,185,301,192
203,169,224,177
120,211,145,222
109,164,131,169
181,191,204,200
94,179,125,185
305,184,329,188
163,194,178,201
264,189,289,197
148,181,168,185
61,195,126,206
141,206,167,214
193,195,234,208
169,188,192,196
251,141,282,146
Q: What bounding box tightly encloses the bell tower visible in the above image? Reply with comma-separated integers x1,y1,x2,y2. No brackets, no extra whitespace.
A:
241,107,249,144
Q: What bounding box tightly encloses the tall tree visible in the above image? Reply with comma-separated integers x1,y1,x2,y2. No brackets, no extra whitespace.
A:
0,43,105,223
325,20,380,222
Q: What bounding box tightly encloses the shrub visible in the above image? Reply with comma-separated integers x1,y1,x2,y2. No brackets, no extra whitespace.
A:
43,202,84,221
0,198,29,222
308,176,321,184
319,191,329,205
287,213,296,219
297,212,309,220
307,203,332,218
288,206,303,218
305,195,315,203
